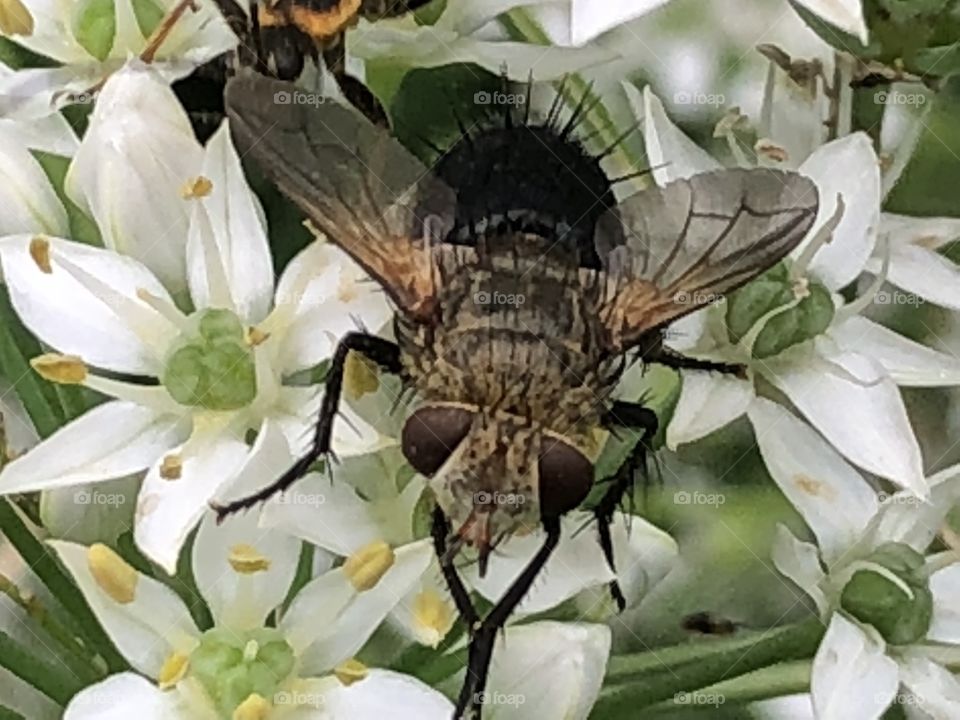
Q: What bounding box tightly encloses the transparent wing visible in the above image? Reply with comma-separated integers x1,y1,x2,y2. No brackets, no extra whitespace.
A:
225,71,456,321
595,168,818,352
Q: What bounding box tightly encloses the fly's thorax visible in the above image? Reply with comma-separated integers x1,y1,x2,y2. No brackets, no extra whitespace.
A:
400,403,596,548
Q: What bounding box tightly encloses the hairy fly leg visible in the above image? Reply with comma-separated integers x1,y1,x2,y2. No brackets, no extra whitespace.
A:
596,401,658,611
431,506,479,629
452,516,562,720
212,332,401,521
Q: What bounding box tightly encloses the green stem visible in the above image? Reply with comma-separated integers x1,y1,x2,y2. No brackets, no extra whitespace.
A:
0,499,127,674
0,629,83,705
647,660,811,712
500,9,647,179
0,574,101,685
0,705,27,720
594,618,823,715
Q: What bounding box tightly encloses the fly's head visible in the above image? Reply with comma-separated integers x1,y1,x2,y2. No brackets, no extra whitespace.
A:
401,403,593,574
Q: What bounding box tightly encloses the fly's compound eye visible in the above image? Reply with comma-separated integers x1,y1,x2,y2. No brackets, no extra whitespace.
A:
538,438,593,519
401,406,474,476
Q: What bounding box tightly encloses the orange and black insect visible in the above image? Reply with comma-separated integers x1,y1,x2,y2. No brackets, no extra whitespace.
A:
176,0,430,138
217,71,819,719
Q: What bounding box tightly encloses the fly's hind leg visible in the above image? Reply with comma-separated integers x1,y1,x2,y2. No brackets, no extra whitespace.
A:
596,401,658,611
211,332,401,522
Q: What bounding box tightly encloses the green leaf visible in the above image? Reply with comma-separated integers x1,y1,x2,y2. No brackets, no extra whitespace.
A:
0,499,128,674
0,704,27,720
0,287,65,439
0,629,85,705
33,152,103,247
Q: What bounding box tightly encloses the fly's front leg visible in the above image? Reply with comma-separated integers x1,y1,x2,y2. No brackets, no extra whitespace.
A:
212,332,401,522
452,516,561,720
596,401,658,610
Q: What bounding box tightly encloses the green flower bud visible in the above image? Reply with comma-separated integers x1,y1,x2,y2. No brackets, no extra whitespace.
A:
190,628,296,716
839,543,933,645
72,0,116,61
725,265,835,358
161,309,257,411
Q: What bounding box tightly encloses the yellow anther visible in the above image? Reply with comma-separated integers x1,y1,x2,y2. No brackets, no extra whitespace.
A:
343,351,379,400
232,693,271,720
334,658,368,686
228,544,271,574
0,0,34,36
160,454,182,480
87,543,138,604
158,652,189,690
31,354,87,384
413,588,454,648
29,236,52,273
180,176,213,199
245,326,270,347
343,540,394,592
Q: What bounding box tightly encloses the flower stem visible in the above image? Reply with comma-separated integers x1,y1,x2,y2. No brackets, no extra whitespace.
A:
594,618,823,715
0,499,127,674
0,629,84,705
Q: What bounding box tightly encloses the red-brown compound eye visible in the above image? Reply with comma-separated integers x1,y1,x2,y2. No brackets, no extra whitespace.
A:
401,405,474,476
538,438,593,519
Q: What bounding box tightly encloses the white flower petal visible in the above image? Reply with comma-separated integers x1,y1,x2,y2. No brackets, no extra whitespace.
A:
0,598,62,720
186,122,274,324
194,420,301,630
295,540,434,675
0,235,180,374
39,475,140,546
666,371,753,449
0,126,68,235
748,397,877,562
271,241,392,373
762,346,926,496
0,402,186,493
134,425,250,574
880,213,960,252
569,0,671,45
65,62,203,294
879,85,932,199
865,243,960,311
260,472,382,556
792,0,869,44
811,615,898,720
899,655,960,718
64,672,198,720
632,84,722,185
310,669,453,720
483,621,611,720
828,316,960,386
50,541,200,677
471,512,676,615
0,378,38,455
771,524,828,614
795,133,880,290
758,54,830,167
929,563,960,644
350,23,616,81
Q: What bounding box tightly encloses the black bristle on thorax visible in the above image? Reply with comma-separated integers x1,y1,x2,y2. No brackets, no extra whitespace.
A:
427,82,617,270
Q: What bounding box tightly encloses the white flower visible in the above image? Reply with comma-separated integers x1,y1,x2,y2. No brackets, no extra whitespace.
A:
757,396,960,719
0,68,394,573
0,0,235,119
0,119,70,237
348,0,618,82
52,431,450,719
632,84,960,497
